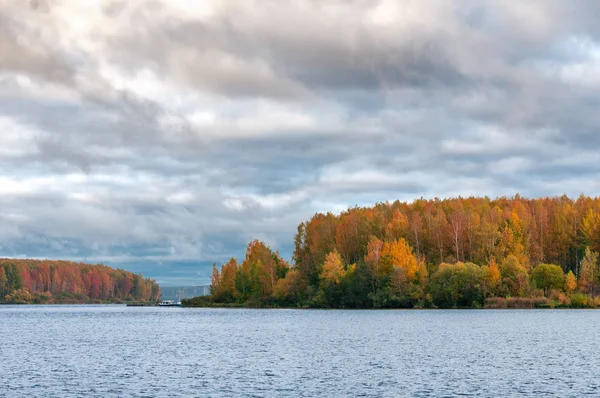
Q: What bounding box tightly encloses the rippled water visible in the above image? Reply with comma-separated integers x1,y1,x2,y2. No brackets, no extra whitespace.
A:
1,306,599,397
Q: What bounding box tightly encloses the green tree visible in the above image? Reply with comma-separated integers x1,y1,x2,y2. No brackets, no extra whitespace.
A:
132,274,142,300
428,262,485,308
499,255,529,297
531,264,565,296
234,266,252,302
0,266,7,297
341,261,372,308
5,264,23,292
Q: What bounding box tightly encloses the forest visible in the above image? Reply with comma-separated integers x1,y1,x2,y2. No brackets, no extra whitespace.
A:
192,195,600,309
0,259,161,304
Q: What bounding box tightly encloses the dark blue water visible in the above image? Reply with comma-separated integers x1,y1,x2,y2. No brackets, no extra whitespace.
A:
1,306,599,397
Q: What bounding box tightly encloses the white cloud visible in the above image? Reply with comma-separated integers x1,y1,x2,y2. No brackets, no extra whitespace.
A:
0,116,44,156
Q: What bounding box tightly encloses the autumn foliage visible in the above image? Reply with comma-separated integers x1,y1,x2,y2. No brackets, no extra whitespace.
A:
201,195,600,308
0,259,160,304
210,240,291,306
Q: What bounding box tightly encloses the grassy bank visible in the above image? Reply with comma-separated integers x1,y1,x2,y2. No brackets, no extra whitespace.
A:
181,295,600,309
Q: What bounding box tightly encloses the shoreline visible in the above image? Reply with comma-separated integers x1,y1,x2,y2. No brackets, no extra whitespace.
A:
1,302,599,310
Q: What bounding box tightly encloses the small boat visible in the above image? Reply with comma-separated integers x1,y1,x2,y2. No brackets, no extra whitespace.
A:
158,300,182,307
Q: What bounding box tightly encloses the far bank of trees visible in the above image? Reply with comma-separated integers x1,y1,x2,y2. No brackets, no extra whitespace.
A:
200,195,600,309
0,259,161,304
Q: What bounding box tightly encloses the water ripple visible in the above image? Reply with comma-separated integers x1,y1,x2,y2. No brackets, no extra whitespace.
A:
1,306,600,397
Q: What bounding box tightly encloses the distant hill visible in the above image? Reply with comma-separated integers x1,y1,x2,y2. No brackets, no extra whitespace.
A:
160,285,210,300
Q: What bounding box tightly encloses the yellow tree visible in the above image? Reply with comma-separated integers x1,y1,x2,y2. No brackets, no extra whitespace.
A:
381,238,427,302
479,206,502,264
583,210,600,253
384,210,409,242
241,240,290,299
320,249,345,285
565,271,577,293
498,212,528,269
578,247,598,295
481,258,501,297
210,263,222,298
381,238,420,280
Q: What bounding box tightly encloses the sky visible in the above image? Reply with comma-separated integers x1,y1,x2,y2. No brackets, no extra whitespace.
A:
2,1,600,285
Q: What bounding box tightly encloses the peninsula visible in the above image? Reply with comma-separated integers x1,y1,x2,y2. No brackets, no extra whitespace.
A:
184,195,600,309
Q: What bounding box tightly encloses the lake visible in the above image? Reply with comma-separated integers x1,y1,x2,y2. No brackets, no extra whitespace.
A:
1,306,599,397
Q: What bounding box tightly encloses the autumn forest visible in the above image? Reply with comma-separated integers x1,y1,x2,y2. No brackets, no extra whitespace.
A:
199,195,600,309
0,259,161,304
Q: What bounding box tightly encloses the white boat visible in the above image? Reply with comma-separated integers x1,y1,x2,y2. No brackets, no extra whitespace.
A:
158,300,181,307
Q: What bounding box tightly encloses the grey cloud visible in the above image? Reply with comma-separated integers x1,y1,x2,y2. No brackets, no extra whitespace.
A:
1,1,600,284
0,11,74,84
104,1,470,95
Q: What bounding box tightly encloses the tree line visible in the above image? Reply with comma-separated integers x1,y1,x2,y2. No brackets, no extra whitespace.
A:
0,259,161,304
202,195,600,308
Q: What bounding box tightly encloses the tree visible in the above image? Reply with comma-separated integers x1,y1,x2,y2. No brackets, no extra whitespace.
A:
320,250,345,285
234,265,252,302
89,272,101,299
274,269,304,303
380,239,420,281
119,275,133,298
131,274,142,300
197,195,600,308
498,212,528,269
499,255,529,297
384,210,409,241
579,247,599,295
0,259,159,303
565,271,577,293
364,236,385,292
210,263,221,300
5,264,23,292
237,240,290,301
531,264,565,296
583,210,600,253
428,262,485,308
481,259,501,297
449,208,466,262
0,266,7,297
388,261,428,308
210,259,239,303
220,258,238,301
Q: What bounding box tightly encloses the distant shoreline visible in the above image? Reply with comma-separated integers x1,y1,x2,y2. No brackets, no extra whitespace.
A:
2,302,599,310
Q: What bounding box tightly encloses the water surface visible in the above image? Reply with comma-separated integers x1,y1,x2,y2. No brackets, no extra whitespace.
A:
1,306,599,397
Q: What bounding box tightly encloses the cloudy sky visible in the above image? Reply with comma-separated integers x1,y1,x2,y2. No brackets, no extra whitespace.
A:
2,0,600,285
